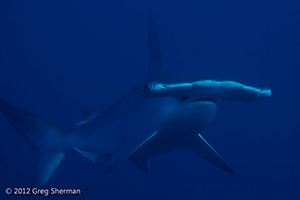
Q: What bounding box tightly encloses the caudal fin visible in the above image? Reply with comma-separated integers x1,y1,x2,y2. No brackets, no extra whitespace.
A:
0,98,67,186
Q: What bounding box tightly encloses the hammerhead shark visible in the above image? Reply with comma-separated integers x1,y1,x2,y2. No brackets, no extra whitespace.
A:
0,16,271,186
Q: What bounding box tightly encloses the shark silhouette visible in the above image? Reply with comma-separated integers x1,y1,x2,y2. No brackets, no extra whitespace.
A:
0,16,271,186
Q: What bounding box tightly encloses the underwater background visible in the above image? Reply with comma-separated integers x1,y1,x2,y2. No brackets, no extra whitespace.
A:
0,0,299,199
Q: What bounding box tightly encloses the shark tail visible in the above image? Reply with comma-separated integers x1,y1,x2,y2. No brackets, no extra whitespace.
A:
0,98,67,186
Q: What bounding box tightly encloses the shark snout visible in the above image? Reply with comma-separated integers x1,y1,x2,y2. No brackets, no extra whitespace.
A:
260,88,272,99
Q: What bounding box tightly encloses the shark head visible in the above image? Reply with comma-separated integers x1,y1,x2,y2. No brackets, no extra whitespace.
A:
142,80,271,104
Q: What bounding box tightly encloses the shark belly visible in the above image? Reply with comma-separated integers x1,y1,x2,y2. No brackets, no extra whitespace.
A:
135,100,218,158
158,100,218,135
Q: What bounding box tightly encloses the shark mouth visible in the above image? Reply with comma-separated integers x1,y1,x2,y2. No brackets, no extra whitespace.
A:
182,97,218,105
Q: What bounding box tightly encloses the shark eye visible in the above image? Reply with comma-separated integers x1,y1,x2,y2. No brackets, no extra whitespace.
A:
144,83,150,93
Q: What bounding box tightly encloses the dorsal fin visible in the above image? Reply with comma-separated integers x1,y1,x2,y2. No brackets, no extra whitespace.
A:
147,15,165,81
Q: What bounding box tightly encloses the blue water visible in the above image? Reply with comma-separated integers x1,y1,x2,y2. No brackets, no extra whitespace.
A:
0,0,299,199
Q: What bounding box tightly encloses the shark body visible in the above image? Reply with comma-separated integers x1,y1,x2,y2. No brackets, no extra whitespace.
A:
0,16,271,186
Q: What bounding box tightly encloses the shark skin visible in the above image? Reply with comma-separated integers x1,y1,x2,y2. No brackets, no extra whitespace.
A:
105,80,271,173
0,16,271,186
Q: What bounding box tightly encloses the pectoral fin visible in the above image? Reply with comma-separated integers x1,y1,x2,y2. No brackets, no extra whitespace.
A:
182,134,234,174
73,147,104,167
104,132,157,173
129,157,150,173
74,110,98,128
